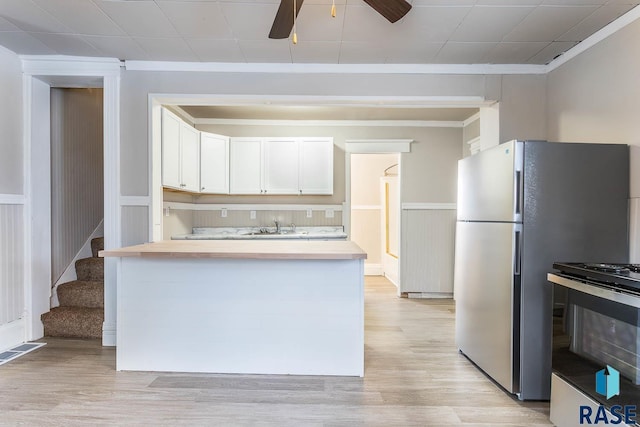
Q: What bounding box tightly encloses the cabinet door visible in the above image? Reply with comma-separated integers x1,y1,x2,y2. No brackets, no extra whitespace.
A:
299,137,333,195
263,138,299,195
161,108,181,189
230,138,262,194
200,132,229,194
180,122,200,192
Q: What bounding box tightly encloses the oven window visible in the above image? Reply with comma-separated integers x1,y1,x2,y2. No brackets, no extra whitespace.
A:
552,285,640,409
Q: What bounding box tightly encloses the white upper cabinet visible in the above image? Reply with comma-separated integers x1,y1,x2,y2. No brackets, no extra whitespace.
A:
299,137,333,195
200,132,230,194
161,108,181,189
263,138,300,195
180,123,200,193
230,137,263,194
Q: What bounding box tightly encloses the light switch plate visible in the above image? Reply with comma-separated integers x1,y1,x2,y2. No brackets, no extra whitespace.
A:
250,210,256,219
325,209,334,218
306,209,312,218
221,208,227,218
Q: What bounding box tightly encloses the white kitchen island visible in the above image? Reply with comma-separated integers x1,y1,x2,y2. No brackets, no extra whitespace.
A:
100,240,366,376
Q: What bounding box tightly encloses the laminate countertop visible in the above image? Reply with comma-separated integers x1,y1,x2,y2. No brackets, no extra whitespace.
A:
99,240,367,260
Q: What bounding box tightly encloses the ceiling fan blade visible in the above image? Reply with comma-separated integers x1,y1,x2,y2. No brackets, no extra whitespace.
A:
269,0,305,39
361,0,412,23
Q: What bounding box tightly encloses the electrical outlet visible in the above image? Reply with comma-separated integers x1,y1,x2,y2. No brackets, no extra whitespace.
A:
221,208,227,218
306,209,313,218
250,210,256,219
325,209,334,218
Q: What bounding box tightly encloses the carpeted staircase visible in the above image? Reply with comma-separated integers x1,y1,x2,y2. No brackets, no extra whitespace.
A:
41,237,104,339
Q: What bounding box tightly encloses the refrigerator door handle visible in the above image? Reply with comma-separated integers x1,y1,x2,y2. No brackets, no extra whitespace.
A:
514,229,522,276
515,170,523,217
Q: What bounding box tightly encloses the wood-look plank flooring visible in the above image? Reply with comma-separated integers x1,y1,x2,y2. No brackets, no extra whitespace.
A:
0,277,552,426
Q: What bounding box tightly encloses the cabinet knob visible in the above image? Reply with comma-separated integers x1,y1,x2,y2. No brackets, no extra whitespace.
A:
201,187,205,191
264,190,267,194
299,190,302,195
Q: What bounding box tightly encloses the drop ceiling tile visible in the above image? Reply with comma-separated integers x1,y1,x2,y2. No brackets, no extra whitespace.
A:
294,4,346,42
219,2,280,40
450,6,535,42
238,39,292,62
338,41,387,63
94,0,179,37
542,0,607,4
384,42,444,63
134,37,199,61
0,0,71,33
526,40,577,63
156,1,232,38
484,41,548,63
186,38,246,62
503,5,599,41
475,0,542,4
558,4,635,40
31,0,125,36
81,35,149,60
30,33,103,56
0,31,55,54
342,5,470,43
0,16,20,31
290,41,341,63
433,42,497,63
411,0,475,4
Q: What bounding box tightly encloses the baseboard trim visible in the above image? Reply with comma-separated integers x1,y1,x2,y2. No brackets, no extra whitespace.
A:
51,220,104,308
0,319,25,352
364,264,384,276
406,292,453,299
102,322,116,347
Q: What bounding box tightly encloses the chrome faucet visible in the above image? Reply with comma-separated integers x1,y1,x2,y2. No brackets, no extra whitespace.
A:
274,219,281,233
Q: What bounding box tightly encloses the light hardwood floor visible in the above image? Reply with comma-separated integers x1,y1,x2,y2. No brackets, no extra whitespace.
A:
0,277,552,426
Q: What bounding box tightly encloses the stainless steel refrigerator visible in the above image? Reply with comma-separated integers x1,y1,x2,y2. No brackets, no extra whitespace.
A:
454,140,629,400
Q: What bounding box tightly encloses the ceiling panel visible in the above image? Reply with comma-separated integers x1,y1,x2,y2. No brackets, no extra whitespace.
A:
220,2,280,40
0,0,71,33
31,0,125,36
94,0,180,37
30,33,103,56
558,3,635,40
0,15,20,31
503,5,599,41
391,6,473,42
449,6,535,42
293,4,347,42
526,40,577,63
434,42,498,63
290,41,341,63
238,39,292,62
484,41,548,63
338,41,388,63
134,36,199,61
156,1,232,38
0,31,55,54
384,42,445,64
186,38,246,62
82,35,150,60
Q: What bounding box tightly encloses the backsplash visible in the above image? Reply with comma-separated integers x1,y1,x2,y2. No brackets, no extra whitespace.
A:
163,207,342,239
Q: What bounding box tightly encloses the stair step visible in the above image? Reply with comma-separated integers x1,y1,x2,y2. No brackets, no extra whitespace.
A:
91,237,104,258
57,280,104,308
41,307,103,339
75,257,104,282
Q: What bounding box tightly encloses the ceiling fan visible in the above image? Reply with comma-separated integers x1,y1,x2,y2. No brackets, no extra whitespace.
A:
268,0,412,40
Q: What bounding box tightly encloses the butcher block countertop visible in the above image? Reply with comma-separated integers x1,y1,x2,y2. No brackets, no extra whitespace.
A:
99,240,367,260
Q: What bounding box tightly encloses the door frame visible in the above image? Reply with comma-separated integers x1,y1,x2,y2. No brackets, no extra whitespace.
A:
21,56,121,345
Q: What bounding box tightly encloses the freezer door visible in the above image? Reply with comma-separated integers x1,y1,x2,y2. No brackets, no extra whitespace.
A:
457,140,523,223
454,221,522,395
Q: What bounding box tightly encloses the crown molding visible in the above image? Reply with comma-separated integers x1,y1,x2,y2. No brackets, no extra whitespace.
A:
125,61,547,75
194,118,463,128
20,55,122,77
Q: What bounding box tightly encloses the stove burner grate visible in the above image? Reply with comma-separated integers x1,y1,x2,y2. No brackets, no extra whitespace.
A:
582,263,630,274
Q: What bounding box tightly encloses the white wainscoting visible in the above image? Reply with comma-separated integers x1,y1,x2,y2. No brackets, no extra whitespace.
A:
0,202,25,349
400,204,456,297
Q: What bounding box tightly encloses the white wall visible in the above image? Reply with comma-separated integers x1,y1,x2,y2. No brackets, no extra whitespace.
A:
0,45,25,349
547,16,640,261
